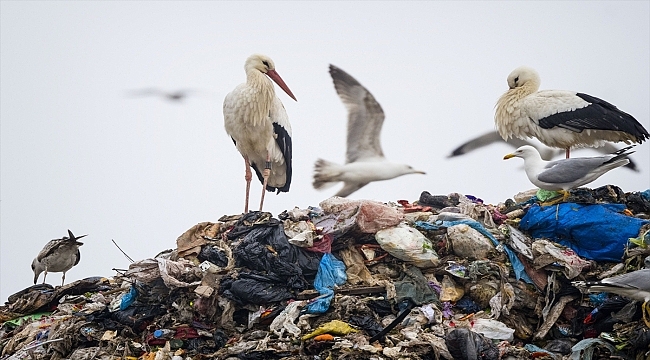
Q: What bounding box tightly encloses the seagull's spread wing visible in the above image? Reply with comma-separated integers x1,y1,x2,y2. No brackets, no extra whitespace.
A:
601,269,650,290
336,182,369,197
330,65,385,163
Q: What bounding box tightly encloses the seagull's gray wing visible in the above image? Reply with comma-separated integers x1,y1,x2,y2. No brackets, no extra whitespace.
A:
329,65,385,163
537,156,610,184
600,269,650,290
36,239,64,261
448,131,558,160
335,182,369,198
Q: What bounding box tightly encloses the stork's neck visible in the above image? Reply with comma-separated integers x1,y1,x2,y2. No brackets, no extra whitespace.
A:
244,70,276,126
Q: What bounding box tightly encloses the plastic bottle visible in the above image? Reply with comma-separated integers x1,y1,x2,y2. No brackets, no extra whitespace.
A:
153,329,175,339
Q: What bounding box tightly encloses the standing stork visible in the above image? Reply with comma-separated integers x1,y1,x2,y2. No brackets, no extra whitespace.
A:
495,66,649,158
224,54,296,213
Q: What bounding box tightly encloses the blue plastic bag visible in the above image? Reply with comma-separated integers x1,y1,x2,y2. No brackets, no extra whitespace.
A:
120,285,138,310
305,253,347,314
519,203,649,262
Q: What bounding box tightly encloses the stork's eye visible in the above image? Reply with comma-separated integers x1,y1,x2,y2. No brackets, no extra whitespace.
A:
262,60,270,67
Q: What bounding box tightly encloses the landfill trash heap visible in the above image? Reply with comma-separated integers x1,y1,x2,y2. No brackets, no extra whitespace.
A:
1,185,650,360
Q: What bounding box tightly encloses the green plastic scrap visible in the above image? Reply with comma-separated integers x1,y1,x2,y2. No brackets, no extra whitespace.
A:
536,189,562,202
3,312,52,326
301,320,358,341
629,229,650,248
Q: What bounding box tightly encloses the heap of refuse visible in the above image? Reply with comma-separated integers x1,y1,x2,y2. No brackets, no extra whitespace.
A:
2,185,650,360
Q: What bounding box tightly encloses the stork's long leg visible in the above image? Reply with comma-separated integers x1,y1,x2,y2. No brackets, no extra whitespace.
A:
244,157,252,213
61,272,66,286
565,148,570,159
259,153,271,211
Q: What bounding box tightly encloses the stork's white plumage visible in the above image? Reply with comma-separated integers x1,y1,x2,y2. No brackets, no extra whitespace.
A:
503,145,633,192
312,65,425,197
32,229,86,286
224,54,296,212
495,66,649,158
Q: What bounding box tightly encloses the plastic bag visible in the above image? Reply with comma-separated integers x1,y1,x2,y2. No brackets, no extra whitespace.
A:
447,224,495,260
375,224,439,268
304,253,347,314
445,328,499,360
319,196,403,233
471,318,515,341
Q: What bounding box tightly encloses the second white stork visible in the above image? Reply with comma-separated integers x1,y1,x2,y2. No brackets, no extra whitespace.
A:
495,66,649,158
224,54,296,213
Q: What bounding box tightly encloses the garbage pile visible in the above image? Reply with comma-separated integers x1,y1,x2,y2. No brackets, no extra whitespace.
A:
2,185,650,360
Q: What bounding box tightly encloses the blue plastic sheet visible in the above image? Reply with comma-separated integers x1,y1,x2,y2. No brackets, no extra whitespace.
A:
519,203,649,262
305,253,347,314
415,219,533,284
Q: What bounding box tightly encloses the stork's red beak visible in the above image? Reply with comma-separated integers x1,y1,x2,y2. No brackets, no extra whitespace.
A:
266,69,297,101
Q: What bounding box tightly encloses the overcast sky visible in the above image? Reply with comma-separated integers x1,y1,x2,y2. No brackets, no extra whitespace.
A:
1,1,649,302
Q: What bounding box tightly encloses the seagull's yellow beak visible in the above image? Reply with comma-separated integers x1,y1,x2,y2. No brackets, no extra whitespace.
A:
503,153,516,160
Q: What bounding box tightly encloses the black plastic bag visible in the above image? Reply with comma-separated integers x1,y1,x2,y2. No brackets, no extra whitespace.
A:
445,328,499,360
220,272,295,305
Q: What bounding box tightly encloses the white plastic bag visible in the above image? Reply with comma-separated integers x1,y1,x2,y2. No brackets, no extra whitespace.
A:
375,224,439,268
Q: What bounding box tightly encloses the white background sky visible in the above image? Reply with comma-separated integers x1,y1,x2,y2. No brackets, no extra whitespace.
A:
1,1,649,302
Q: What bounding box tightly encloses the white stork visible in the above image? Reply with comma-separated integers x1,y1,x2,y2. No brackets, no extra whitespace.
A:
495,66,649,158
223,54,295,213
312,65,425,197
503,145,633,198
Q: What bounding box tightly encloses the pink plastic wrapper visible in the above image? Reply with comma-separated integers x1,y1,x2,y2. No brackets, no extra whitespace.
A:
319,197,403,234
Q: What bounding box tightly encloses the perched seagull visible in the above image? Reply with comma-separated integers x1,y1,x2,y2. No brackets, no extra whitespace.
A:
126,88,200,102
503,145,633,198
448,131,639,171
223,54,296,213
577,267,650,327
495,66,649,158
312,65,425,197
32,230,86,286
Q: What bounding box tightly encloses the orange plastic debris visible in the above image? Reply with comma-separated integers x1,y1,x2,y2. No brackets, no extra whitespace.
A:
313,334,335,341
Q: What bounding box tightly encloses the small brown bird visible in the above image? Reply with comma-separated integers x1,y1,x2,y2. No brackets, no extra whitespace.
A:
32,230,86,286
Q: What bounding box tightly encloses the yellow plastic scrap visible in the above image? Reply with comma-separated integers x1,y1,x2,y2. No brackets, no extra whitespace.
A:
301,320,357,341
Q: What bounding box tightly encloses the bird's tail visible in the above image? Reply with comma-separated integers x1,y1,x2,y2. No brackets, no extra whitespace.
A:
313,159,342,190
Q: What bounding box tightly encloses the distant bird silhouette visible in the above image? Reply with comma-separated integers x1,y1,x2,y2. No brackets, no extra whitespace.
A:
448,131,639,171
32,230,86,286
126,88,201,102
495,66,649,158
312,65,425,197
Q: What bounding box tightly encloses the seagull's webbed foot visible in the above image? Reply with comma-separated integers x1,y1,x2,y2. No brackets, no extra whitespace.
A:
540,190,569,206
643,301,650,328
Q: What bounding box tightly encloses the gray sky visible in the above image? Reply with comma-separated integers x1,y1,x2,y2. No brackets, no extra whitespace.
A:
1,1,648,302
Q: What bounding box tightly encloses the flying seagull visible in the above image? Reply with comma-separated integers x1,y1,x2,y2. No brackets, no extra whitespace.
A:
126,88,201,102
495,66,649,158
32,229,86,286
223,54,295,213
503,145,633,198
577,267,650,327
312,65,425,197
448,130,639,171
